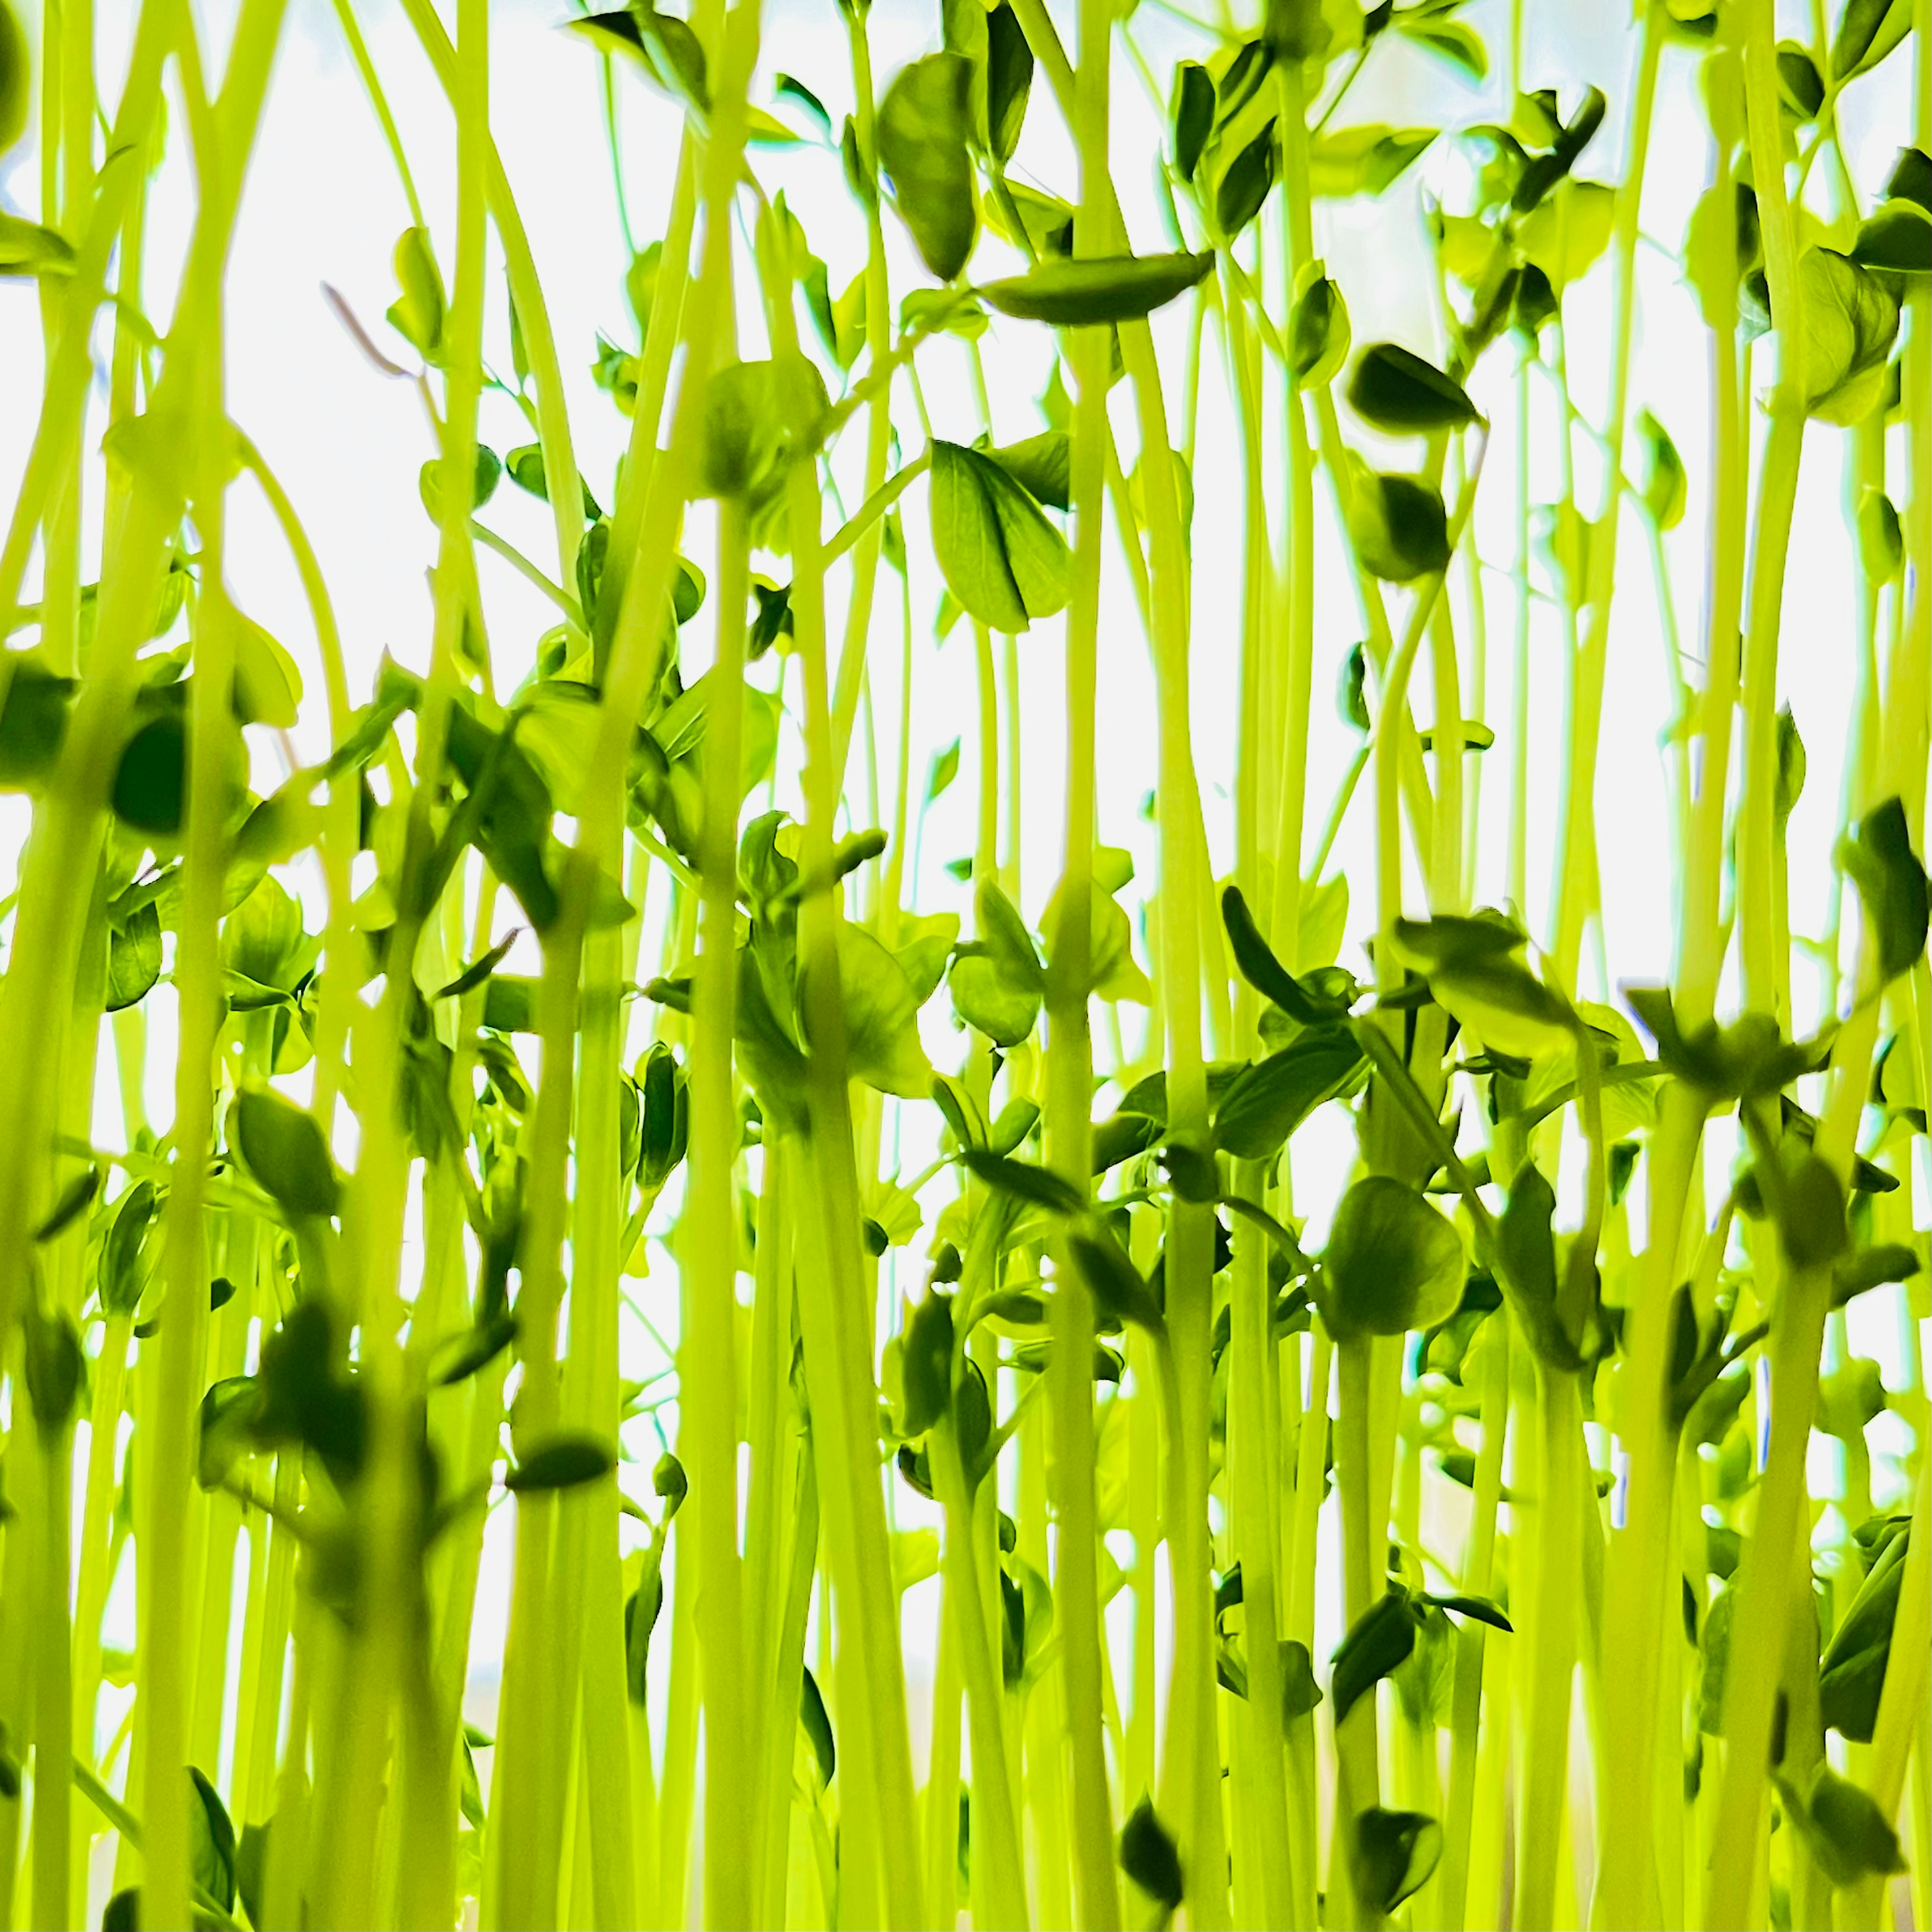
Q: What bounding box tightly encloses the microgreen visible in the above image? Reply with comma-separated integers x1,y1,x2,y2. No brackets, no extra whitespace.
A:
0,0,1924,1929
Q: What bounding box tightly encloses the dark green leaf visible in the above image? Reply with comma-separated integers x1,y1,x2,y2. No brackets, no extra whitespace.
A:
1216,127,1278,238
799,1663,837,1787
961,1147,1081,1216
1886,146,1931,213
978,251,1214,327
1348,342,1480,433
1213,1031,1364,1159
36,1164,101,1243
1784,1763,1908,1884
984,3,1032,162
434,929,520,1002
1776,41,1825,119
1838,795,1929,980
1346,470,1451,582
189,1766,237,1914
1331,1587,1419,1722
24,1301,84,1435
1280,1639,1323,1720
112,715,186,836
1290,274,1351,387
100,1182,157,1317
1119,1797,1184,1913
233,1086,340,1220
1221,884,1350,1023
1172,61,1214,180
506,1433,616,1493
1833,1242,1921,1308
901,1290,955,1435
1830,0,1910,78
1354,1807,1443,1914
1069,1225,1165,1332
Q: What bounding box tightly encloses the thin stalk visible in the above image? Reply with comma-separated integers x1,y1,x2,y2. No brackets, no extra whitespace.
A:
683,498,753,1930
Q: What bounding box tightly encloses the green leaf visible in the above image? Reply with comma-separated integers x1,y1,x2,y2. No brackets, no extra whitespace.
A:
928,439,1071,633
983,3,1033,163
1837,795,1930,981
197,1376,262,1489
960,1147,1082,1216
1280,1638,1323,1720
901,1290,955,1435
233,1086,340,1220
1213,1031,1364,1159
506,1433,617,1493
1290,274,1351,387
695,356,827,503
1512,87,1604,212
1069,1224,1165,1332
1833,1241,1921,1308
1215,127,1279,239
1516,180,1617,290
979,250,1214,328
1348,343,1480,434
0,211,75,277
799,1663,837,1788
877,54,978,282
189,1766,238,1914
1354,1808,1443,1914
574,7,708,111
1799,250,1900,424
1346,470,1451,582
418,445,502,520
654,1451,689,1520
1636,409,1687,528
100,1182,157,1318
985,431,1070,510
1776,41,1825,119
1321,1177,1465,1339
0,0,27,154
1172,60,1214,181
831,924,934,1100
387,226,444,361
1309,126,1436,198
1886,145,1931,212
1119,1797,1184,1914
1426,1592,1513,1633
1331,1587,1419,1722
1830,0,1911,78
1398,15,1487,79
1391,913,1577,1059
1778,1150,1848,1268
112,714,187,836
1783,1763,1908,1884
34,1163,100,1244
24,1301,84,1435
